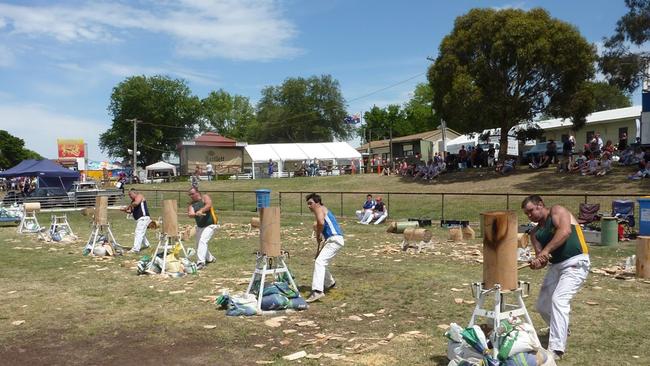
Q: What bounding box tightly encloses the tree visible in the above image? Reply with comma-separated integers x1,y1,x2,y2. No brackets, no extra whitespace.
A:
403,83,441,135
588,81,632,112
600,0,650,93
200,89,256,140
253,75,353,143
429,8,596,161
99,75,201,167
0,130,42,169
362,105,408,141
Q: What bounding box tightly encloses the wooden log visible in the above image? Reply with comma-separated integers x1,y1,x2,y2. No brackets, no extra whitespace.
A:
403,228,432,242
448,227,463,242
394,221,419,234
81,207,95,217
462,225,475,240
162,200,178,237
386,221,397,233
260,207,281,257
24,202,41,213
94,196,108,225
637,236,650,279
481,210,518,290
517,233,529,249
250,216,260,228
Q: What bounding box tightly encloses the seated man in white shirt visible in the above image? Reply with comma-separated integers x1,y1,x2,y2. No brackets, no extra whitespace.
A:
361,196,388,224
356,194,375,223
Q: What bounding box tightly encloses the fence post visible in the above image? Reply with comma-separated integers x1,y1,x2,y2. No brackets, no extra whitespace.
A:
232,191,235,211
178,190,181,204
506,193,510,210
340,192,343,217
584,194,588,204
300,192,303,216
441,193,445,221
387,193,391,218
279,192,282,213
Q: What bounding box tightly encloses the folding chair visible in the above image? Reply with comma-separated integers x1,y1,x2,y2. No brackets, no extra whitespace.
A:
577,203,601,228
612,200,635,238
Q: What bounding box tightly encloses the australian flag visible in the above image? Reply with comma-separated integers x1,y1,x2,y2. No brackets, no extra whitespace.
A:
344,113,361,124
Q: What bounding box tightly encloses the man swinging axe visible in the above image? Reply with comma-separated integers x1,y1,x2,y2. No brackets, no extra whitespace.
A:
305,193,344,303
521,195,590,361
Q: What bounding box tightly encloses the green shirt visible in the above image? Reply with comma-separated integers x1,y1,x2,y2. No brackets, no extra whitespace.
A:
535,215,589,264
192,200,218,228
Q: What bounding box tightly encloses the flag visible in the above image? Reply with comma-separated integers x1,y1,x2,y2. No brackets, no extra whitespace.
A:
344,113,361,124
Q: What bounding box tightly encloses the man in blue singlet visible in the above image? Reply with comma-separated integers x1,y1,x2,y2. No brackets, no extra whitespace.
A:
522,195,590,360
122,189,151,254
305,193,344,303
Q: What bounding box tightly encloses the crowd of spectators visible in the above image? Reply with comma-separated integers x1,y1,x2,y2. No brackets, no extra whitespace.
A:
0,176,36,194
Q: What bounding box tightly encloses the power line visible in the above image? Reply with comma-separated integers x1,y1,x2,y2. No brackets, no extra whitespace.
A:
118,71,428,131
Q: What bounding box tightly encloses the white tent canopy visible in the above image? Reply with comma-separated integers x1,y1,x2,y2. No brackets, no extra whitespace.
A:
244,142,362,178
145,161,177,177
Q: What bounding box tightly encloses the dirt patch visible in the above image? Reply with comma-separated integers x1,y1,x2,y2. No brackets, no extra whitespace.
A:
1,328,244,366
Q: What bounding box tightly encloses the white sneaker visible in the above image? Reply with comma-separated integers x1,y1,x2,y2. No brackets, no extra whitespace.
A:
306,291,325,303
128,249,140,254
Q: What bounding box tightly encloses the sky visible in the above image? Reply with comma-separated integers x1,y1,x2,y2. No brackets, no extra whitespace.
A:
0,0,641,161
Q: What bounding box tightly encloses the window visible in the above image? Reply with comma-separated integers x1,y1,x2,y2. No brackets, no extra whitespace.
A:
586,131,595,143
619,127,628,139
561,134,569,143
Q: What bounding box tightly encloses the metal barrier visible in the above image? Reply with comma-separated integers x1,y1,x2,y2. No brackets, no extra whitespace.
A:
120,189,647,225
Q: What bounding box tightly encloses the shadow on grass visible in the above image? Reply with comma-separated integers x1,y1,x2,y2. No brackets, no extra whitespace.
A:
430,354,451,365
512,167,641,193
398,167,531,186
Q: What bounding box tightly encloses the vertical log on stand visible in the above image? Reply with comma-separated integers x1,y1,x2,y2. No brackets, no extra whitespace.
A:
162,200,179,237
636,236,650,278
94,196,108,226
260,207,281,257
482,210,518,290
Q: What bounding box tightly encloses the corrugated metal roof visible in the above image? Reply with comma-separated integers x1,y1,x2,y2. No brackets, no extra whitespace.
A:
535,106,641,130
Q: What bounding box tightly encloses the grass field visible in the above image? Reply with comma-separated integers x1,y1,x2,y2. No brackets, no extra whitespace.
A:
1,167,650,365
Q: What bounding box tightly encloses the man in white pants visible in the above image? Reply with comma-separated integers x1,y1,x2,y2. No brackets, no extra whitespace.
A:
355,194,375,223
188,187,218,269
522,195,590,360
122,189,151,254
306,193,344,303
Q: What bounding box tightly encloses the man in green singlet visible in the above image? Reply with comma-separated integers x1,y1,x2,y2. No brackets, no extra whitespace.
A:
521,195,590,360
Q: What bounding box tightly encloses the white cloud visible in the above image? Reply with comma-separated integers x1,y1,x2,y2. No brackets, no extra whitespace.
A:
0,44,14,67
0,102,109,160
0,0,301,60
492,2,527,10
96,62,220,86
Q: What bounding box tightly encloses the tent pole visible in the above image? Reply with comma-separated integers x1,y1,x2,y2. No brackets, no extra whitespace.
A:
252,162,256,179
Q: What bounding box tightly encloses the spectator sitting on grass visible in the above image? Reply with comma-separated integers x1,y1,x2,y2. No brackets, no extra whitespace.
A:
596,152,613,176
580,154,599,176
569,151,588,173
356,194,375,223
497,157,516,175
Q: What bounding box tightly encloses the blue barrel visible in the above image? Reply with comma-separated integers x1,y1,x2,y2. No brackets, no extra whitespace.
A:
255,189,271,209
638,197,650,236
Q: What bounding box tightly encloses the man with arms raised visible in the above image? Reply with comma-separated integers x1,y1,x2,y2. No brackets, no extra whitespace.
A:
122,188,151,254
188,187,218,270
521,195,590,360
306,193,344,303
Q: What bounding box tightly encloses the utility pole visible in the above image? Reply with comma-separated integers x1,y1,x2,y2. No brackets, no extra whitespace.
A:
389,118,394,171
126,118,141,182
427,56,446,159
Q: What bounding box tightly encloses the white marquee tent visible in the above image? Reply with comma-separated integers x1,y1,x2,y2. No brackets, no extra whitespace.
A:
244,142,362,178
145,161,177,177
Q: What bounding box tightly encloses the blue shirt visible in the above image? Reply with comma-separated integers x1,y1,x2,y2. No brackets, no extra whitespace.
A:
362,200,375,210
322,210,343,239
